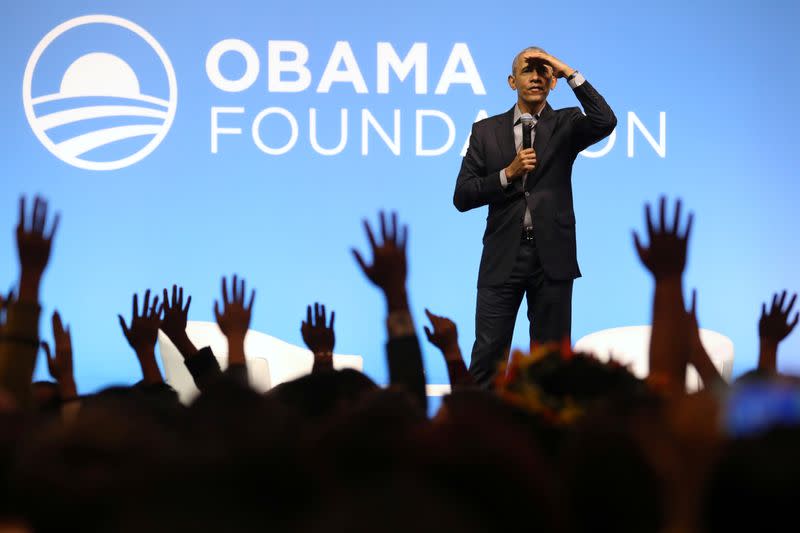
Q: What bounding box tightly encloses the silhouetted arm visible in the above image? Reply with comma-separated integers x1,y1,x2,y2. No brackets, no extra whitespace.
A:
214,274,254,388
41,310,78,401
757,291,798,374
633,197,693,392
160,284,197,360
183,346,222,390
119,289,164,385
424,309,474,389
385,334,427,408
686,291,726,390
0,196,58,408
159,284,223,390
353,212,427,411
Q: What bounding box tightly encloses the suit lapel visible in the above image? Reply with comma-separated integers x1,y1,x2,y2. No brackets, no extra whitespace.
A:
533,103,555,160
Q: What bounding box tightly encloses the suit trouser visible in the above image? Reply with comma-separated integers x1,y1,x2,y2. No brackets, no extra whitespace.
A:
468,238,573,388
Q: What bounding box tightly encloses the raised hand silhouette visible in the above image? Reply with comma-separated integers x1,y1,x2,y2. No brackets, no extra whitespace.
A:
633,196,693,280
352,211,408,311
759,291,798,343
634,197,694,393
424,308,474,388
214,275,254,366
1,196,59,407
301,302,335,372
160,284,199,360
423,309,459,361
354,211,426,406
118,289,164,384
758,290,799,373
160,285,191,340
16,196,59,303
41,310,77,400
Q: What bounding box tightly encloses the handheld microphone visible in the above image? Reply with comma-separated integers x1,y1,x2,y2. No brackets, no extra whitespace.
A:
520,113,534,150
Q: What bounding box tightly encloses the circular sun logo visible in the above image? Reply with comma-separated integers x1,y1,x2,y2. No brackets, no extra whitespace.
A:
22,15,178,171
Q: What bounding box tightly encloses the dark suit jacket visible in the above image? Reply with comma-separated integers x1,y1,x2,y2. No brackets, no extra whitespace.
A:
453,81,616,287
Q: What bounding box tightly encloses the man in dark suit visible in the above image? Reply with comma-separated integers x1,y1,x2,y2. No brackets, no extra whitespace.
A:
453,47,616,387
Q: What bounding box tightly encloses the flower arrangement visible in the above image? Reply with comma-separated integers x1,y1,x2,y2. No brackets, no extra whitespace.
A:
494,339,646,425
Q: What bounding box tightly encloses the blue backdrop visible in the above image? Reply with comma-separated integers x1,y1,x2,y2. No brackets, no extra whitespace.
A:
2,0,799,392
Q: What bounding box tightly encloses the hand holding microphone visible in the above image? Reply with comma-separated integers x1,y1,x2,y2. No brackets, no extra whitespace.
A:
504,113,536,181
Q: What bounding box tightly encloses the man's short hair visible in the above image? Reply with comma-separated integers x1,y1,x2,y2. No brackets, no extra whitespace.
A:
512,46,547,75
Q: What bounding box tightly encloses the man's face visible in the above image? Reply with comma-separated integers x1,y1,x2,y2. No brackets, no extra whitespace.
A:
508,56,557,110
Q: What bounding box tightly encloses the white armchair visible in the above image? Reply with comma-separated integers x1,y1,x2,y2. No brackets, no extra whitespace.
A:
574,325,735,392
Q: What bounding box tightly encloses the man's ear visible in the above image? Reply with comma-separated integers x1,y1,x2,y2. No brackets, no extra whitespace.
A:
508,74,517,90
550,76,557,90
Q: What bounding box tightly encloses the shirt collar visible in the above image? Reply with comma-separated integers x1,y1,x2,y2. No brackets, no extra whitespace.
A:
513,104,542,125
